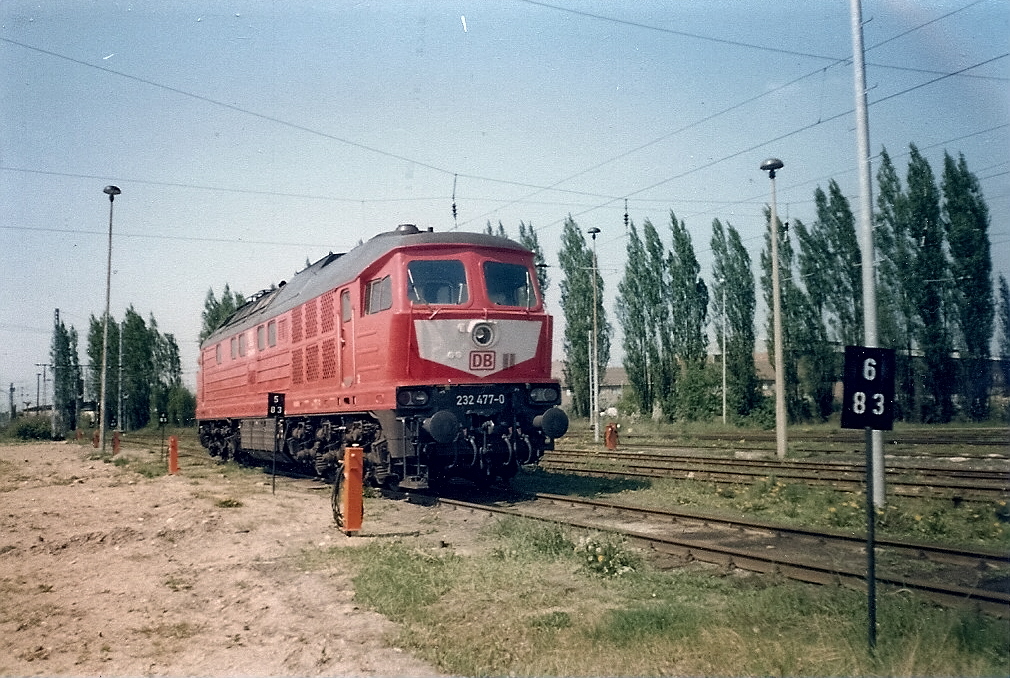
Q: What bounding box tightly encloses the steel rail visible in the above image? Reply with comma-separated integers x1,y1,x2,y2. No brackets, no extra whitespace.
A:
437,495,1010,618
540,454,1009,501
533,492,1010,566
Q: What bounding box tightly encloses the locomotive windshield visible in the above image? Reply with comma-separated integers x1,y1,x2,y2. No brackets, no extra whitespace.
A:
484,262,536,308
407,259,469,305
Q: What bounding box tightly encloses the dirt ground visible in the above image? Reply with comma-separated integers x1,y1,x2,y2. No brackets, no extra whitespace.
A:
0,440,474,677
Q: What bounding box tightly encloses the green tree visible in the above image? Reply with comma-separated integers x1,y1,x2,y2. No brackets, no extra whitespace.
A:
616,220,654,414
795,180,863,347
643,218,676,417
149,314,183,421
558,216,610,418
760,208,809,421
50,312,80,437
517,221,549,297
907,144,954,422
166,385,196,426
87,313,120,428
200,284,245,343
121,306,154,430
875,147,918,421
711,219,761,421
666,212,712,420
942,151,994,420
997,275,1010,404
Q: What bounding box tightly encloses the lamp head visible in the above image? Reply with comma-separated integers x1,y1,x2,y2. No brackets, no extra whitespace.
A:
587,227,601,239
103,185,121,200
760,158,784,174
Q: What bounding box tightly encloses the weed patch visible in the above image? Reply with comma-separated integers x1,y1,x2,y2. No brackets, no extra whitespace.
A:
319,514,1010,676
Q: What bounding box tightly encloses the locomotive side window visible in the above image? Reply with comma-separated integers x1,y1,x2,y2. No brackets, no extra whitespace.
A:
340,290,352,322
238,333,247,356
215,343,222,365
230,336,238,359
365,276,392,314
267,320,277,347
407,259,468,305
484,262,536,308
257,325,266,351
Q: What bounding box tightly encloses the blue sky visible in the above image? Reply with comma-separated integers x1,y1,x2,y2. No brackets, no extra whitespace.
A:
2,0,1007,410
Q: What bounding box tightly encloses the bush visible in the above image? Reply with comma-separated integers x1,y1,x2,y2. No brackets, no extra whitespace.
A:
9,416,54,441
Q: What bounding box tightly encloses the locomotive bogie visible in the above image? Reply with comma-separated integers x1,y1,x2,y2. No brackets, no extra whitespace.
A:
196,225,568,491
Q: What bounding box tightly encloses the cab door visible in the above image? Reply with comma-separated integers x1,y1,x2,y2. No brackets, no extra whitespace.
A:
339,288,355,387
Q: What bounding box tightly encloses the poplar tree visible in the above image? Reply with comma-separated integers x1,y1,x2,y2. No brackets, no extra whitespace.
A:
875,147,918,420
997,275,1010,406
200,284,245,342
711,219,760,421
907,144,954,422
760,208,808,420
795,180,863,346
121,306,154,430
616,220,654,414
942,151,993,420
517,221,549,297
667,212,712,420
87,313,120,427
558,216,610,418
643,219,675,417
50,315,80,437
790,218,836,421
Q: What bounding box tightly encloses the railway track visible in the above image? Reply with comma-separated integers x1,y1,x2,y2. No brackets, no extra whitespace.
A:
542,449,1010,502
105,432,1010,616
437,492,1010,618
644,427,1010,448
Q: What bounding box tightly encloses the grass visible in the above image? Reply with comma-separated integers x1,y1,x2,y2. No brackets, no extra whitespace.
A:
317,514,1009,676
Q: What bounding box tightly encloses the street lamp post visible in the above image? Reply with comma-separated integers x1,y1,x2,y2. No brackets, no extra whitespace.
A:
587,227,601,443
760,159,788,459
99,185,121,454
720,278,727,425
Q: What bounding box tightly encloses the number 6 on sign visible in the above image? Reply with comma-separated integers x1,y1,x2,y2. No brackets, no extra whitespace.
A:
841,347,895,430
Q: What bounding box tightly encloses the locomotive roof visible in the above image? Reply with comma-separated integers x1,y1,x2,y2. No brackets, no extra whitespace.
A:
201,225,531,348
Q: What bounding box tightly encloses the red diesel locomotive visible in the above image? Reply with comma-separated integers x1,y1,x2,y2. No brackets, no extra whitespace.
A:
196,224,569,494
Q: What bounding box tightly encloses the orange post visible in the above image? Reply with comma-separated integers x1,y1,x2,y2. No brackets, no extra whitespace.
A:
341,447,364,534
113,430,121,455
168,435,179,475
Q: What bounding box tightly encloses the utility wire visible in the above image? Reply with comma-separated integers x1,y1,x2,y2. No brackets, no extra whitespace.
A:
516,0,1006,81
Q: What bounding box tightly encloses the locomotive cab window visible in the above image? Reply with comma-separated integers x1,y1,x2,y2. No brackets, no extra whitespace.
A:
484,262,536,308
365,275,392,314
407,259,468,305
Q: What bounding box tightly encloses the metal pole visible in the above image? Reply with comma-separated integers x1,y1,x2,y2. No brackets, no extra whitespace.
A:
851,0,880,651
761,159,788,459
722,280,727,425
118,319,123,432
849,0,884,508
588,228,601,443
99,185,121,454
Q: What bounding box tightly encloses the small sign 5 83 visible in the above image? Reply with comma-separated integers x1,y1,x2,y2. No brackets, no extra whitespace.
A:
841,346,895,431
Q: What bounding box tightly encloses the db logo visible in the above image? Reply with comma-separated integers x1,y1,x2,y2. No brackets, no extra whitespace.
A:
469,351,495,371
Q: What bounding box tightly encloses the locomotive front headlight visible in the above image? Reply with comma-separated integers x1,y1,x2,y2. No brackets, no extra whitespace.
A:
471,322,495,347
397,388,430,408
529,386,559,403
